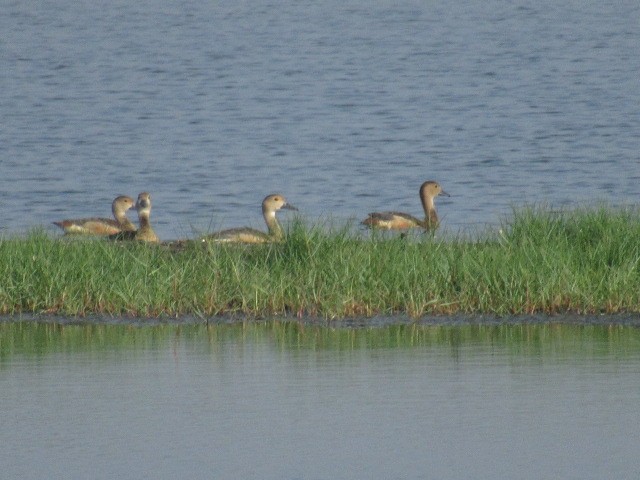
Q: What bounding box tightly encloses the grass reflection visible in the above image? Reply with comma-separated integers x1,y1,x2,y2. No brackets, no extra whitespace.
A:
1,320,639,362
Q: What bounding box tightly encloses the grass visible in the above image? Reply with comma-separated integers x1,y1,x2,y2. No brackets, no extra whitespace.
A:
1,205,640,318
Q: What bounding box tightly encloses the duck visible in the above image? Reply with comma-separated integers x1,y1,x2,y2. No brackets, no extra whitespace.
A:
361,180,449,231
109,192,159,243
203,194,297,243
53,195,136,235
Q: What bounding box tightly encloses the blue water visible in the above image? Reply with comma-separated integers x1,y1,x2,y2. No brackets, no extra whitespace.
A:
2,0,639,240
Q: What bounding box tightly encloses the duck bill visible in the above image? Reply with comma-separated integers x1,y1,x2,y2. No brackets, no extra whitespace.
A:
440,190,451,197
282,203,298,211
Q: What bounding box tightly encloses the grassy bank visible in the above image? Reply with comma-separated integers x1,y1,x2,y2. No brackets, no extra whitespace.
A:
1,206,640,318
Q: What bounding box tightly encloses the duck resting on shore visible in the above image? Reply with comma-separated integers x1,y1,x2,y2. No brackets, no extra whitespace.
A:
53,195,136,236
203,194,297,244
109,192,159,243
361,180,449,231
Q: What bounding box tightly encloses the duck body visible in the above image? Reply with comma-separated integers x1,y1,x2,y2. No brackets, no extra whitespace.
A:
53,195,136,236
54,218,123,236
135,224,159,243
362,180,448,232
204,194,297,244
361,212,425,230
206,227,273,244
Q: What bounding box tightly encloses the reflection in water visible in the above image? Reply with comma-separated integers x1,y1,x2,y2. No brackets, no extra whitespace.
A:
1,321,640,480
1,320,638,359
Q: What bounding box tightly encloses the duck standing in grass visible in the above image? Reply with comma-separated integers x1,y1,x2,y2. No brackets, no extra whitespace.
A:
109,192,159,243
133,192,159,243
362,180,449,231
53,195,136,236
203,194,297,244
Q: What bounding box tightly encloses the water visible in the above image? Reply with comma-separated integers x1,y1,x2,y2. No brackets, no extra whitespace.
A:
2,1,639,240
1,321,640,479
4,6,639,476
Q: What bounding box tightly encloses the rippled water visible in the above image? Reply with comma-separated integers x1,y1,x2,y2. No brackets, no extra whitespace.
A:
2,1,639,240
1,321,640,480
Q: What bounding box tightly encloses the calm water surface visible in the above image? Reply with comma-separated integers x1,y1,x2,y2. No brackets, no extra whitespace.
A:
2,1,640,239
1,321,640,479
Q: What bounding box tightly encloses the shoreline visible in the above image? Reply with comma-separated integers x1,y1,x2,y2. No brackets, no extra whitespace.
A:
2,312,640,328
2,206,640,319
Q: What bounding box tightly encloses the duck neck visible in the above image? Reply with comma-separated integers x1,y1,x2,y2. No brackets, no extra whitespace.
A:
263,208,284,240
138,209,152,230
118,215,137,232
113,207,130,226
421,196,438,228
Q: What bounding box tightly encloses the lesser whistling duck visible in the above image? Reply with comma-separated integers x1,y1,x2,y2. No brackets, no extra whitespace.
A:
362,180,449,231
53,195,136,235
203,194,297,243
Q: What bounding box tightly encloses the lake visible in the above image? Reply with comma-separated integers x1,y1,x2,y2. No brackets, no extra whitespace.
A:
2,0,639,240
1,320,639,479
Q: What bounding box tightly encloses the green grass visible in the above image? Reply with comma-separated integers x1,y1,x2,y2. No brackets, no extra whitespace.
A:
1,205,640,318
